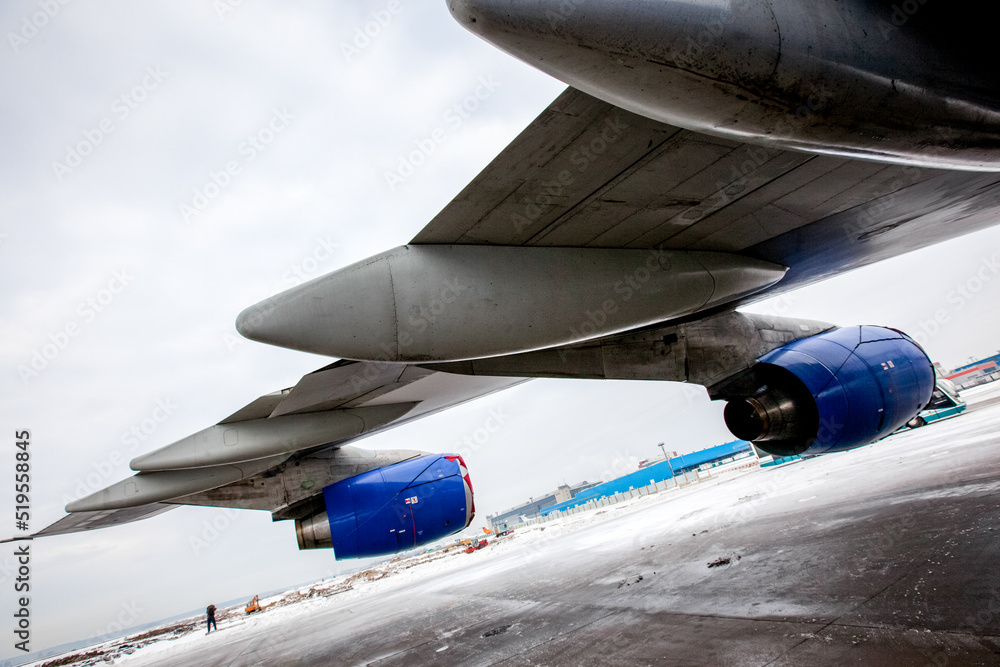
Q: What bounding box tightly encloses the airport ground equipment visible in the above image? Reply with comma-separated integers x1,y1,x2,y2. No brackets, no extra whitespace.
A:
464,540,488,554
906,377,967,428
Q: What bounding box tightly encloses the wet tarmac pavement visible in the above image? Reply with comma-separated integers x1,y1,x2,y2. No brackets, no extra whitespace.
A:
124,386,1000,666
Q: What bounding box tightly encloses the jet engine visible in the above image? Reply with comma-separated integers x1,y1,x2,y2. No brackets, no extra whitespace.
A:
295,454,474,559
720,326,933,457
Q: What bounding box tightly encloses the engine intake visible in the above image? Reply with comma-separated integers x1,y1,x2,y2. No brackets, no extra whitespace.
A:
721,326,933,457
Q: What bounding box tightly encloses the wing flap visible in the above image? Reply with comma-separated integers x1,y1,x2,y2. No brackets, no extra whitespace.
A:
268,360,408,417
221,390,289,423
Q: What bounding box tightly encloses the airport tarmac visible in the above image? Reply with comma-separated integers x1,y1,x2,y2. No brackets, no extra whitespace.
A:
113,383,1000,666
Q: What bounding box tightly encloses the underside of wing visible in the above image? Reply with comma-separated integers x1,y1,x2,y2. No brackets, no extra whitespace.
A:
414,87,1000,295
0,504,175,542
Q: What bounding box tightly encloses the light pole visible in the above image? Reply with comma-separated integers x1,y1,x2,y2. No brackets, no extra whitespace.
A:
659,442,678,488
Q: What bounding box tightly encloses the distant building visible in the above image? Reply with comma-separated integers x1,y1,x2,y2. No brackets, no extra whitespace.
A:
486,480,597,529
945,354,1000,389
540,440,754,516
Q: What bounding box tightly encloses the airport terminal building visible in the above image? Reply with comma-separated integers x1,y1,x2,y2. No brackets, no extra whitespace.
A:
482,441,755,522
946,354,1000,389
540,440,755,516
486,480,598,529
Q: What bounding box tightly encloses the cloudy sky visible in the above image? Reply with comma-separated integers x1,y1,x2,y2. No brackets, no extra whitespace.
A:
3,0,1000,659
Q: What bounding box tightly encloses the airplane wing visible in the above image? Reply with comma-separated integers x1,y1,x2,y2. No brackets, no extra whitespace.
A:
413,87,1000,294
18,361,523,551
223,85,974,469
34,8,999,559
38,94,996,552
0,505,176,543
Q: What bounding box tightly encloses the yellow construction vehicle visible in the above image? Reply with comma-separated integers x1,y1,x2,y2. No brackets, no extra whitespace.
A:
245,595,261,614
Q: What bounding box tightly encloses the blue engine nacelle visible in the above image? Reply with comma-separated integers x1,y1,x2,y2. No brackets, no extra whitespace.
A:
721,326,934,457
295,454,475,559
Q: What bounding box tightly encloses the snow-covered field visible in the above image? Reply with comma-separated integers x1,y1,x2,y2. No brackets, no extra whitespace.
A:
29,380,1000,666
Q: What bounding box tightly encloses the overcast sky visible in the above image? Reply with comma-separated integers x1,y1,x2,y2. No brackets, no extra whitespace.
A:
3,1,1000,660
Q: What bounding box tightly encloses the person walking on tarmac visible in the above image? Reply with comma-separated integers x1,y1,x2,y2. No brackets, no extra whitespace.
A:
206,604,218,634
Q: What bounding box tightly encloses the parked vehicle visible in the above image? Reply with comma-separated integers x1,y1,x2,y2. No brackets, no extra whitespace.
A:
906,377,966,428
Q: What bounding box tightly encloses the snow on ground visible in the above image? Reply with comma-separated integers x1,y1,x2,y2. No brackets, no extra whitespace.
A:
29,381,1000,666
31,477,755,666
